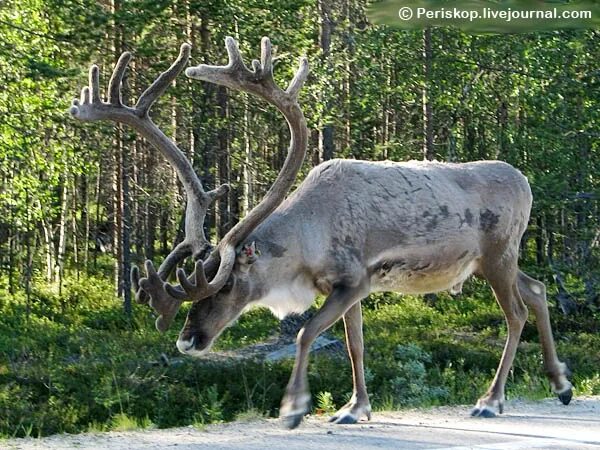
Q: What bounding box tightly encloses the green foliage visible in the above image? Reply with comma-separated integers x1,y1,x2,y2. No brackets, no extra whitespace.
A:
390,344,449,407
1,273,600,437
315,391,337,415
194,385,226,425
110,413,153,432
576,374,600,396
217,309,280,349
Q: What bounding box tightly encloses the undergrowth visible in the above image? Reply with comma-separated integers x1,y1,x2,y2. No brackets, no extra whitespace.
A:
1,270,599,438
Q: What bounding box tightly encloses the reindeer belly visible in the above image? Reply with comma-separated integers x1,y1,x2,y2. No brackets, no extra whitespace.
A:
369,256,478,295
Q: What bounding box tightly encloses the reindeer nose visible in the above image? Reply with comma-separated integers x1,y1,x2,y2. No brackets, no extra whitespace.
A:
176,334,196,354
176,332,210,357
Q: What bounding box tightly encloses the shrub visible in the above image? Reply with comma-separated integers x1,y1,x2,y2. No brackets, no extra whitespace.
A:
1,272,599,437
390,344,449,406
315,391,336,415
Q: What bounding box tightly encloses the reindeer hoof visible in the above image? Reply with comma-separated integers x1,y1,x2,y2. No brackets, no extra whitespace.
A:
558,388,573,405
280,393,310,430
281,413,304,430
470,407,496,418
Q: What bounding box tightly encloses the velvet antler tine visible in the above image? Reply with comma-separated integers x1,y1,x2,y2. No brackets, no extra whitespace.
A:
251,59,261,74
108,52,132,105
286,57,309,98
225,36,245,69
165,283,187,300
260,37,273,76
80,86,90,105
207,184,230,203
135,43,191,114
89,65,101,103
144,259,158,278
69,98,80,116
193,260,208,288
176,267,195,293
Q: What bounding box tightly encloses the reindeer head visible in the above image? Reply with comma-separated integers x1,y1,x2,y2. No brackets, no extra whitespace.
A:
174,243,260,356
167,38,309,355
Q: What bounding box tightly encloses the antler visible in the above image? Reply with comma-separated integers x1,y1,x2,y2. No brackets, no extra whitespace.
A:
167,36,309,301
70,44,228,331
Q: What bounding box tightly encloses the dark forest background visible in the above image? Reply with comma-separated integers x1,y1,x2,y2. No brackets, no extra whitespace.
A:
0,0,599,438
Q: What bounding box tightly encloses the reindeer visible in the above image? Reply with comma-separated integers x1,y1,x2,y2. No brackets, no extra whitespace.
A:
70,37,572,429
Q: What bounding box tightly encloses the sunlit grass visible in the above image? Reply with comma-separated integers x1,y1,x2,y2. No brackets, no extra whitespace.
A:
1,271,599,437
110,413,154,432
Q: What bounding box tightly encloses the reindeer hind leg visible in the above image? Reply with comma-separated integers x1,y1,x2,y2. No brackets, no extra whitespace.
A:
517,270,572,405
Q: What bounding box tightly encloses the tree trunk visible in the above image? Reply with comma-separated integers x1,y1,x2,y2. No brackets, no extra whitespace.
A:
422,27,434,161
40,212,54,282
110,0,123,295
93,157,102,270
215,86,230,238
110,0,131,315
56,175,69,295
318,0,335,162
113,130,122,295
535,215,545,266
343,0,352,155
121,125,132,317
145,149,157,261
81,171,89,271
72,177,79,280
119,111,132,317
243,97,254,216
547,213,555,264
7,203,15,294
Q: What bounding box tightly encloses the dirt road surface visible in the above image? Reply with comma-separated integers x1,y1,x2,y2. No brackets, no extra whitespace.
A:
4,396,599,450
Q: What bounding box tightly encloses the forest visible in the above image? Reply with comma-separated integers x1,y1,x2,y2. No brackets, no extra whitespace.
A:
1,0,599,438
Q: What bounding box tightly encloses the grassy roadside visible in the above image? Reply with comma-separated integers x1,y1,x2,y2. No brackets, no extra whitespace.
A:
1,272,599,438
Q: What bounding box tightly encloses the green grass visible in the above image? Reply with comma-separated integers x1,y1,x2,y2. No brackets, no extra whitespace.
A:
110,413,154,432
1,270,599,438
234,408,268,422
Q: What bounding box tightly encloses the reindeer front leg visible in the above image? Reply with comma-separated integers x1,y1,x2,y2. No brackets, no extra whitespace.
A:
329,301,372,424
280,282,369,429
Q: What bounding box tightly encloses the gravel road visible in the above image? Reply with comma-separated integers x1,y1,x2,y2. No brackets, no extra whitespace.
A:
4,396,599,450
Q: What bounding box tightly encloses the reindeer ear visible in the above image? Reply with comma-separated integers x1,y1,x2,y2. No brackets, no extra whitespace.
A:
236,241,259,266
